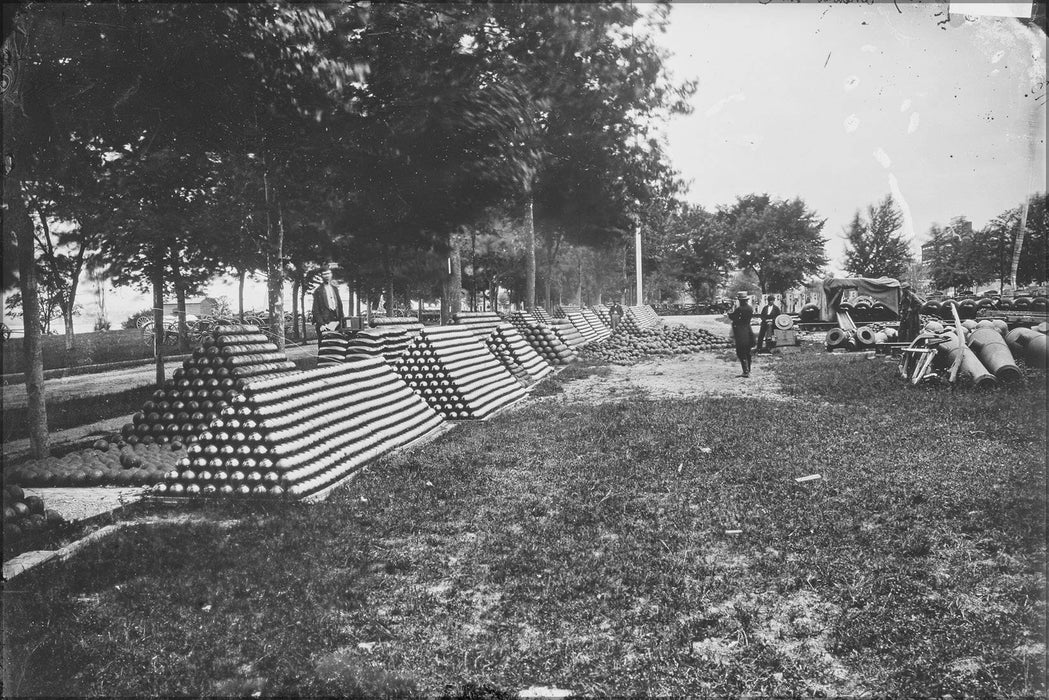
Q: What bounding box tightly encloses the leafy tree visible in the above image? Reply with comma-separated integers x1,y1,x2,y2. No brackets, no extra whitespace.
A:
719,194,828,295
658,204,731,303
843,195,914,279
489,2,695,309
983,193,1048,288
924,217,980,291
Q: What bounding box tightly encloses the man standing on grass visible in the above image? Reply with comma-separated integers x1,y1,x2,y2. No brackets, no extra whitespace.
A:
727,292,755,377
311,266,344,348
755,295,781,353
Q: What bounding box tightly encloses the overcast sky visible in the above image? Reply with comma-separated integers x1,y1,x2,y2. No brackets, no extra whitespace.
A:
657,1,1047,273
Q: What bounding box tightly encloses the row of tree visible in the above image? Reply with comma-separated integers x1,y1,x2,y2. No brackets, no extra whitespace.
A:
2,2,696,457
840,193,1047,292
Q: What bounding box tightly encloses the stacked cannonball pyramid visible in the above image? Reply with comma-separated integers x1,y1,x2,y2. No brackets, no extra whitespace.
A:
488,323,553,382
548,317,589,349
453,310,505,339
510,324,576,366
485,331,531,384
580,307,612,341
122,325,297,448
507,310,542,330
155,358,444,499
560,307,605,344
532,306,554,324
591,304,611,326
395,326,527,419
619,306,662,335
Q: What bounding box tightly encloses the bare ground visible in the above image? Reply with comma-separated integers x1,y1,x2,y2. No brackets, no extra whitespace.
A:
540,315,796,405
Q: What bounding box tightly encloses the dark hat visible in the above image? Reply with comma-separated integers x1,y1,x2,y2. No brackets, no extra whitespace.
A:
736,292,750,300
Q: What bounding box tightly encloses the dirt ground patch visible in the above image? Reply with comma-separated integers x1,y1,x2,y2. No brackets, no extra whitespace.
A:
540,316,797,405
550,352,792,404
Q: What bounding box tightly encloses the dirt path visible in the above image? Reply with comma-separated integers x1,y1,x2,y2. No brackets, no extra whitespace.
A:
546,315,794,405
1,344,316,410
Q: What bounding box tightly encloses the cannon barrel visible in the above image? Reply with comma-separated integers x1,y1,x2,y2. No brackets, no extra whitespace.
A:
936,334,996,387
825,327,850,349
855,326,877,346
967,327,1022,382
1005,327,1048,369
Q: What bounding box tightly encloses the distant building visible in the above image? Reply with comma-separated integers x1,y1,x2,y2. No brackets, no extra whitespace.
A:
162,297,220,318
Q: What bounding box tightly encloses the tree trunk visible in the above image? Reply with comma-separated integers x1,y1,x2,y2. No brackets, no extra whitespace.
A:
174,280,189,354
543,231,561,312
151,263,165,387
238,268,247,322
441,241,463,324
386,268,394,316
525,195,536,311
13,179,51,458
61,246,84,350
300,285,308,340
291,277,301,339
576,255,583,306
264,171,286,351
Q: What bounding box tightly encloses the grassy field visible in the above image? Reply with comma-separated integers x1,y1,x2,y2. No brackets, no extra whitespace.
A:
2,349,1045,696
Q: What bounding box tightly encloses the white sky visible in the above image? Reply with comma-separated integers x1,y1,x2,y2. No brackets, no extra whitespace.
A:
4,2,1046,332
657,1,1047,273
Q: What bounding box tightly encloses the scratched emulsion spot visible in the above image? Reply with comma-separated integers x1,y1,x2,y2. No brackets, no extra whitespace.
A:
704,93,746,118
861,44,878,53
991,49,1005,64
873,148,892,169
844,75,860,91
843,114,860,133
888,173,917,247
907,112,920,134
900,98,911,112
729,133,763,151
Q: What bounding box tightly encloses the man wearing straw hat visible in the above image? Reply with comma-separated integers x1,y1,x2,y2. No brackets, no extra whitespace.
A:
727,292,755,377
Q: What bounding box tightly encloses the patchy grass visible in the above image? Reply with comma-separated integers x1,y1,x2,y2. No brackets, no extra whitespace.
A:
528,361,611,397
2,352,1045,696
1,386,153,444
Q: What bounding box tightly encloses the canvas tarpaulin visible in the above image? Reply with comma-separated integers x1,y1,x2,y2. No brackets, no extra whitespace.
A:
820,277,903,321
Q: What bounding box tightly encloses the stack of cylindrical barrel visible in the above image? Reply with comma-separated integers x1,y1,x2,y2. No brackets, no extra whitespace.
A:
507,311,575,365
556,306,605,344
548,317,588,349
487,323,552,382
156,358,444,499
394,326,527,419
581,307,612,341
452,310,505,339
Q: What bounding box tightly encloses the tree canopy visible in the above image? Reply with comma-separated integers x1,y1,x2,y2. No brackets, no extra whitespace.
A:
717,194,828,295
843,195,914,279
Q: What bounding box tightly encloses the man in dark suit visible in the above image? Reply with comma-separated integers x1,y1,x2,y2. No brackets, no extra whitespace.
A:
755,295,781,353
311,266,344,347
727,293,755,377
